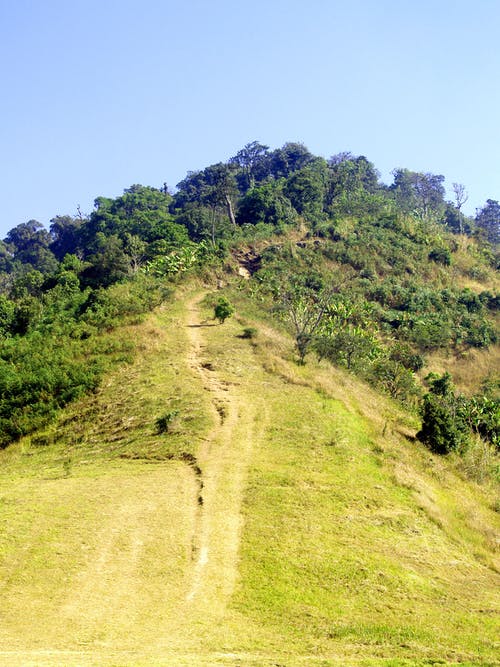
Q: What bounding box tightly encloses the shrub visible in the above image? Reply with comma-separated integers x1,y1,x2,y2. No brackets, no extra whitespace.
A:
417,374,468,454
429,247,451,265
214,297,234,324
240,326,257,339
417,393,464,454
156,410,180,434
367,358,420,404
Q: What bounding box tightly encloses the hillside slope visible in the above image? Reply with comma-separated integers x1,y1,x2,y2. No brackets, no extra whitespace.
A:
0,287,498,666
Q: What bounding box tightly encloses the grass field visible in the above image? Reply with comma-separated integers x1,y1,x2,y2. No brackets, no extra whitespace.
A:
0,284,498,666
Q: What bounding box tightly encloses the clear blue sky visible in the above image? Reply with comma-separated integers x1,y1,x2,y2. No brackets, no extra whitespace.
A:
1,0,499,238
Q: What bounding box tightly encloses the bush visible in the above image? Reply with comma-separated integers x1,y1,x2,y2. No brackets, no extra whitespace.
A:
429,247,451,265
367,358,420,404
417,393,464,454
417,374,468,454
240,326,257,339
214,297,234,324
156,410,180,434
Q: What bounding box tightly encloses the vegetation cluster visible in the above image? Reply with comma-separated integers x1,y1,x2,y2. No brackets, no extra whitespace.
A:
0,141,498,461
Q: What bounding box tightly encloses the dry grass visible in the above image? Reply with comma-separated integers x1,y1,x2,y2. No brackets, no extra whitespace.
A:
0,285,498,666
424,343,500,395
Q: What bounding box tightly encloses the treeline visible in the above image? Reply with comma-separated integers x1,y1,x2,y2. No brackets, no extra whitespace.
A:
0,141,498,453
1,141,499,289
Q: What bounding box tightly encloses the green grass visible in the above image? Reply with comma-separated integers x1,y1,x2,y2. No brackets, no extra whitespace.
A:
0,283,498,666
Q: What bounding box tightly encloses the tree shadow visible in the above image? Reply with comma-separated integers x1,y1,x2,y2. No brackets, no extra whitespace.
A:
187,323,217,328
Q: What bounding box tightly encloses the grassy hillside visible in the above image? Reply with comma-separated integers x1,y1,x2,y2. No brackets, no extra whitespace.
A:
0,284,498,666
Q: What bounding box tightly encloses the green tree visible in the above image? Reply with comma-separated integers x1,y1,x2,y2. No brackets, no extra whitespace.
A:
176,164,239,245
237,182,297,228
475,199,500,244
314,327,376,371
229,141,269,191
417,373,468,454
390,169,446,220
277,272,352,363
49,215,83,260
284,158,329,222
267,142,315,179
81,233,130,287
4,220,58,274
214,296,234,323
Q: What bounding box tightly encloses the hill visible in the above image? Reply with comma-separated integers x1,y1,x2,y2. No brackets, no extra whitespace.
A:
0,283,498,666
0,142,498,665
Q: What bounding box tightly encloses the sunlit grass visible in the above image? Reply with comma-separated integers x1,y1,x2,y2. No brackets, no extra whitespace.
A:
0,284,498,666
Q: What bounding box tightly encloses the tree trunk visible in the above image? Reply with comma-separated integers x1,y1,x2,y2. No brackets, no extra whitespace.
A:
225,195,237,226
211,208,216,247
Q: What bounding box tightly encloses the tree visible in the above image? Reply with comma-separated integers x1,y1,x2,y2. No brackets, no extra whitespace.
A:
4,220,50,252
81,233,130,287
82,185,186,251
267,142,315,179
204,163,239,228
49,215,83,260
443,203,472,236
452,182,468,211
4,220,58,274
123,233,147,273
277,271,353,363
328,153,380,196
284,158,329,222
314,327,375,371
326,153,383,217
229,141,269,191
417,373,468,454
237,182,297,228
475,199,500,244
176,163,239,245
446,183,469,236
390,169,446,219
214,296,234,323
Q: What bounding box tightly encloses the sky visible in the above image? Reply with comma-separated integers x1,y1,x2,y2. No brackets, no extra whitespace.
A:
1,0,499,238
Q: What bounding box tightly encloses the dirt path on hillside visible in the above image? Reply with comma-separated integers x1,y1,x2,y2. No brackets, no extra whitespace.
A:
0,292,266,665
180,292,258,619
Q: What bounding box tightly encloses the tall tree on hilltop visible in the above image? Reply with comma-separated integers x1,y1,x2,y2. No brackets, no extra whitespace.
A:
176,163,239,245
229,141,269,191
267,142,314,179
4,220,58,274
390,169,446,220
49,215,83,260
448,183,469,236
475,199,500,245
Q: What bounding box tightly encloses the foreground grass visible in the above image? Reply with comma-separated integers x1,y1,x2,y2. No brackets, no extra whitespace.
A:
0,284,498,666
216,288,499,665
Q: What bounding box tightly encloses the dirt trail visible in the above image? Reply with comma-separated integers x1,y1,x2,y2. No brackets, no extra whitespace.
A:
182,292,259,617
0,291,266,665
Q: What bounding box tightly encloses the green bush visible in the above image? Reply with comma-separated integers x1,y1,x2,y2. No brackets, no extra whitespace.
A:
240,326,257,339
214,297,234,324
417,374,468,454
156,410,180,434
429,247,451,265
